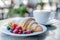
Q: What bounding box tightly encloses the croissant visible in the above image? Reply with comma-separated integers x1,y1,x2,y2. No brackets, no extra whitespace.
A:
18,17,43,32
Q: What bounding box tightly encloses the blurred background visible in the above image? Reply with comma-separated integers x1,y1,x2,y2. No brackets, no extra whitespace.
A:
0,0,59,20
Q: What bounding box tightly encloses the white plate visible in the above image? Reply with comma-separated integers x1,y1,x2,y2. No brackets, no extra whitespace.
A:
0,24,47,37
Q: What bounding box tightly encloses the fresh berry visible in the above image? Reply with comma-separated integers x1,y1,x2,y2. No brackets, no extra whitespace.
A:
7,26,11,30
16,26,22,30
18,30,23,34
13,29,19,34
19,27,22,30
31,30,34,33
23,31,26,34
12,24,17,30
26,31,31,34
10,29,13,33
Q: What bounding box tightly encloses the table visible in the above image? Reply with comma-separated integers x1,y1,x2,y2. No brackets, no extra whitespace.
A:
0,17,59,40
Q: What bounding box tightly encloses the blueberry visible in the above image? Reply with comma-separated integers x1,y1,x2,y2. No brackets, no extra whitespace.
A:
23,31,26,34
31,30,34,33
10,29,13,33
7,26,11,30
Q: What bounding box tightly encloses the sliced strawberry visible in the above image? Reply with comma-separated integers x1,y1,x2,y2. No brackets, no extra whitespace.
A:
26,31,31,34
18,30,23,34
16,26,22,30
13,29,19,34
12,24,18,30
19,27,22,30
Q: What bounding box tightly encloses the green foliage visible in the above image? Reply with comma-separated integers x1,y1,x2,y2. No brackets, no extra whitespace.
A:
8,6,27,17
37,2,46,9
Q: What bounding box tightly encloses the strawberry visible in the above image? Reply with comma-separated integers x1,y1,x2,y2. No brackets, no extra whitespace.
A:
26,31,31,34
12,24,18,30
13,29,19,34
19,27,22,30
18,30,23,34
13,26,23,34
16,26,22,30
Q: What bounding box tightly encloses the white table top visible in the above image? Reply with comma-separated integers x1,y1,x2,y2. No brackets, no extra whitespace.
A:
0,17,60,40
